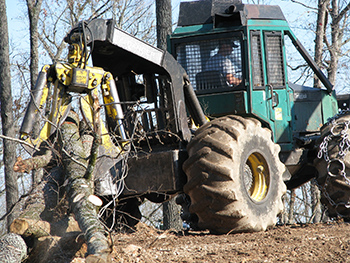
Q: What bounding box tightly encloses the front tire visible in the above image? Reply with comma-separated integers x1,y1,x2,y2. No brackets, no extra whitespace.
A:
183,115,286,234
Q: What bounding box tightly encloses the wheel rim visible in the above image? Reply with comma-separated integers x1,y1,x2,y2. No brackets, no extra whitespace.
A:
244,152,270,202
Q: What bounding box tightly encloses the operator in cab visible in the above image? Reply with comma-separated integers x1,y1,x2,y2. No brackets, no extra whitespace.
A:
205,41,241,86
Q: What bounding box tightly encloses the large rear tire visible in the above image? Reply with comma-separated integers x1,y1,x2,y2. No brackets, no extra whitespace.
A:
183,115,286,234
314,112,350,218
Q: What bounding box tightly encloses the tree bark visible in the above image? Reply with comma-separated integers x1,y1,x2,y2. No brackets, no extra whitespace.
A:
59,111,110,261
311,179,322,223
156,0,172,51
0,0,19,231
27,0,44,184
0,233,27,262
156,0,183,231
27,0,43,92
328,0,340,85
314,0,330,88
163,199,183,231
7,110,110,262
288,190,295,224
6,160,85,263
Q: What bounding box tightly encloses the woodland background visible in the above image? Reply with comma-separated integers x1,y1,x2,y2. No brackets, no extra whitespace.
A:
0,0,350,239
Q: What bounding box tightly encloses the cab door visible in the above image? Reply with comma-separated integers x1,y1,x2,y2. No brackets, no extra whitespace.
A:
250,30,292,144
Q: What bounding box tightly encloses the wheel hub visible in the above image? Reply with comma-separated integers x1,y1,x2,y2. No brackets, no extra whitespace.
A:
244,152,270,202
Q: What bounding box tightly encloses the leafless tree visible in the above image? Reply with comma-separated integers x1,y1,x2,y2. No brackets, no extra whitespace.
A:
155,0,183,231
289,0,350,90
27,0,44,184
0,0,19,231
37,0,155,63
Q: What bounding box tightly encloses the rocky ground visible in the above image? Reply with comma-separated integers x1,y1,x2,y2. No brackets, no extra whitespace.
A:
70,220,350,263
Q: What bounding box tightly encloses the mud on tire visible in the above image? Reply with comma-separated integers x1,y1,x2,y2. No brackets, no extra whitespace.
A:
183,115,286,234
314,113,350,218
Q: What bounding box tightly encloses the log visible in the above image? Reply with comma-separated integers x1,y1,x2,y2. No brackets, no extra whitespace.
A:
60,111,110,261
25,232,86,263
5,110,111,262
13,145,52,173
9,176,50,238
10,218,51,238
9,165,67,237
0,233,27,262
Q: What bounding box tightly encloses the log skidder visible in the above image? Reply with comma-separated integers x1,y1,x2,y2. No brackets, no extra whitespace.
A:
315,111,350,219
169,0,341,231
183,116,286,234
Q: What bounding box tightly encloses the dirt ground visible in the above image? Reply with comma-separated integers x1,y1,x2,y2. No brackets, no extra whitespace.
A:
102,221,350,263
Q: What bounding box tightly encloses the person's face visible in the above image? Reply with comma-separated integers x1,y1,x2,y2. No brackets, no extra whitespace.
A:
220,44,233,56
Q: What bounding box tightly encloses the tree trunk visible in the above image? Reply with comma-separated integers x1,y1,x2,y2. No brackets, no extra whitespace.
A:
324,1,350,85
288,190,295,224
312,1,327,216
313,1,350,88
163,199,182,231
311,179,322,223
328,0,340,85
27,0,43,91
0,0,19,231
156,0,183,231
314,0,330,88
156,0,172,51
27,0,44,184
9,171,59,239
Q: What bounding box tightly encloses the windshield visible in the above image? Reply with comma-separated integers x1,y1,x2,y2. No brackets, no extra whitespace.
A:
174,35,243,93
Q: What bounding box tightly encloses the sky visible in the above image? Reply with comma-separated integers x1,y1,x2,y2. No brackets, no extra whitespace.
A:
6,0,27,39
5,0,311,48
6,0,348,93
5,0,183,33
5,0,184,53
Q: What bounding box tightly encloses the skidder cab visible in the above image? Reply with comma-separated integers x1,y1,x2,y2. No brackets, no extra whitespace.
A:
170,0,337,149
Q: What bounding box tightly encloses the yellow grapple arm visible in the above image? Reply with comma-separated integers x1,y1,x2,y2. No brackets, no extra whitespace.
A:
20,41,126,153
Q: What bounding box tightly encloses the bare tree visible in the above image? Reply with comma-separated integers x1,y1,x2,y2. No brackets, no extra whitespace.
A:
112,0,155,43
314,0,330,89
156,0,172,50
155,0,183,231
326,1,350,85
308,0,350,87
27,0,44,184
37,0,155,63
0,0,19,231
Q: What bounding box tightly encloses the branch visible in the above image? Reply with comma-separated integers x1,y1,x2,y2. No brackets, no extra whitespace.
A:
341,36,350,47
287,63,307,71
0,134,39,152
88,0,112,20
291,0,317,11
38,33,56,61
333,2,350,25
